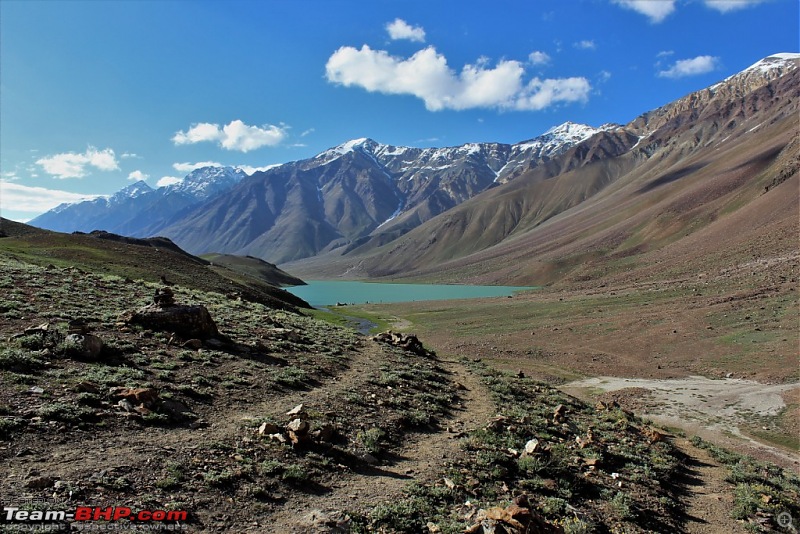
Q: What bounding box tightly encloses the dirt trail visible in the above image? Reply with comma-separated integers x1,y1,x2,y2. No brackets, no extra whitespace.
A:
266,357,497,532
673,438,750,534
4,344,385,500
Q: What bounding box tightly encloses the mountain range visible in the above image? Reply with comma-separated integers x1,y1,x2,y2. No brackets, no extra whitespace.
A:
31,166,247,236
31,53,800,284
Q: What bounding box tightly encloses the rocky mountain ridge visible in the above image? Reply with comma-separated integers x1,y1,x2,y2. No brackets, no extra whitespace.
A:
30,166,247,236
31,121,613,263
29,53,799,271
283,53,799,282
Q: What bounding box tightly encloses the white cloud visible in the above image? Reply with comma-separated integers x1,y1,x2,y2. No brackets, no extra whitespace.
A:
574,40,597,50
2,172,19,182
0,182,102,213
221,120,286,152
513,77,592,111
172,161,223,173
704,0,765,12
386,18,426,42
325,45,591,112
612,0,676,23
35,146,120,179
121,152,139,159
528,51,551,65
156,176,183,188
300,128,315,137
127,170,149,182
658,55,720,78
614,0,763,21
172,120,287,152
172,122,222,145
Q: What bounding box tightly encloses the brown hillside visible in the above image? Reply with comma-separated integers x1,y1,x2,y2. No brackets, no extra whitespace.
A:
0,219,308,310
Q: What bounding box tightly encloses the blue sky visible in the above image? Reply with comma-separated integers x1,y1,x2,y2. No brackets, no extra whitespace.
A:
1,0,797,222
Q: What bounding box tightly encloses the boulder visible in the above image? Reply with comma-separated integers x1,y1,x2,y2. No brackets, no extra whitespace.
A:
119,304,218,339
63,333,104,360
465,495,563,534
109,387,160,408
286,418,310,435
371,330,435,357
552,404,567,423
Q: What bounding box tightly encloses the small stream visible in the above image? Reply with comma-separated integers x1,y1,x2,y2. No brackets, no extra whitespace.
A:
318,306,377,335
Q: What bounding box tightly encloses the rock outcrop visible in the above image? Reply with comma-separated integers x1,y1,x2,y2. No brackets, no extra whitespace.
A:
371,331,435,357
119,286,219,339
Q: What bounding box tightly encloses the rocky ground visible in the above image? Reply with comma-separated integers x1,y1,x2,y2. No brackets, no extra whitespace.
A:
1,254,799,533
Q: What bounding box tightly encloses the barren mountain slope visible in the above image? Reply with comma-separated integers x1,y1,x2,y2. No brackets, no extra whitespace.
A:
284,63,799,286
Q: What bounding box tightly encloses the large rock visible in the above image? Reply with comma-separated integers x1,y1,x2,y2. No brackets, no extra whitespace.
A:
372,330,435,357
120,303,219,339
63,333,104,360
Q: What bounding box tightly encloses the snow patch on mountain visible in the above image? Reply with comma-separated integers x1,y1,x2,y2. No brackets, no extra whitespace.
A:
110,180,152,203
742,53,800,76
162,166,246,199
710,52,799,91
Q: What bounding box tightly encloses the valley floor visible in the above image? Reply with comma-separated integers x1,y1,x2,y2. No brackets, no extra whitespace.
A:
354,262,800,471
1,254,798,533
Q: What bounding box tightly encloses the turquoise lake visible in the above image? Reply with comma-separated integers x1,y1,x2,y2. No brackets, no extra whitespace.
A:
285,280,533,307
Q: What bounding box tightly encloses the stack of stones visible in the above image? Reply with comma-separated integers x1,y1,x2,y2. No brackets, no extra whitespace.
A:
153,287,175,307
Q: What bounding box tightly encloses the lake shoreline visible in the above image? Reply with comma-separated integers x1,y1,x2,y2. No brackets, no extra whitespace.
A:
286,280,535,307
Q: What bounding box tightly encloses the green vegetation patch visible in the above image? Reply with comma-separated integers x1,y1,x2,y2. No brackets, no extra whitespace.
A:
690,436,800,531
357,360,686,533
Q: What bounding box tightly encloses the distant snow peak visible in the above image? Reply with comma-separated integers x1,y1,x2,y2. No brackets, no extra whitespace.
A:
718,52,800,87
112,180,152,202
331,137,378,155
515,121,616,153
746,53,800,73
315,137,386,164
159,166,246,200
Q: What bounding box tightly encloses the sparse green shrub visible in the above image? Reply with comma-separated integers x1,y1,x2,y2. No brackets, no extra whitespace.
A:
540,496,569,516
370,497,431,532
78,364,145,387
609,491,635,520
400,408,431,428
358,427,386,454
560,517,594,534
374,370,401,387
281,464,308,483
0,348,45,373
274,366,307,388
37,402,95,423
142,411,170,425
17,334,45,350
518,454,548,476
258,459,283,477
202,468,238,487
156,462,186,489
0,417,26,439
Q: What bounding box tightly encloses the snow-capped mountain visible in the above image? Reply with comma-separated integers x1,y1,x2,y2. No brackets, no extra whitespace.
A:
156,121,625,262
29,53,798,267
312,121,615,185
630,52,800,138
109,180,153,203
30,167,245,236
167,166,248,199
31,122,606,251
